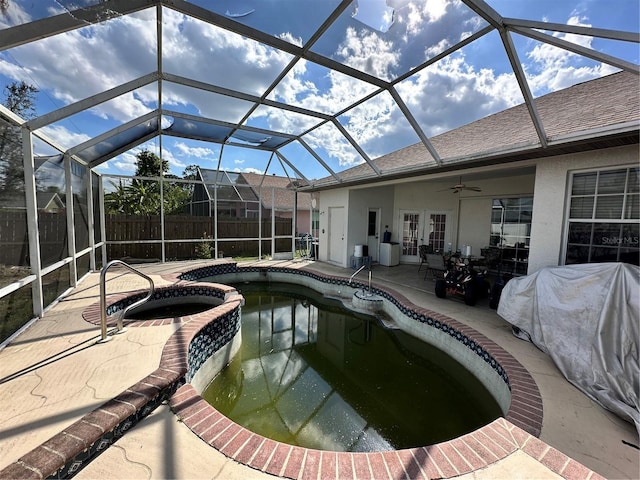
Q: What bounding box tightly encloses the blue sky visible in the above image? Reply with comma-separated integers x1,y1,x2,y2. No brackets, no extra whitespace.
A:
0,0,637,181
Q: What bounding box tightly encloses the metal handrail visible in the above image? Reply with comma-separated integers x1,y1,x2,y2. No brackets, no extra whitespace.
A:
99,260,155,343
348,263,372,293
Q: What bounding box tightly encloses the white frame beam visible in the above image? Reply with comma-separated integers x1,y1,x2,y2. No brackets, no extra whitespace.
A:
22,127,43,317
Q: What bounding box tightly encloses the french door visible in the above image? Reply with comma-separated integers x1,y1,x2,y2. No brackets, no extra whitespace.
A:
399,210,424,263
399,210,451,263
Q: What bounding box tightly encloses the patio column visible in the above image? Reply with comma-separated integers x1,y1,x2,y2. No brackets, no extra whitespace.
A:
22,127,43,317
99,175,107,264
87,167,95,271
64,153,78,286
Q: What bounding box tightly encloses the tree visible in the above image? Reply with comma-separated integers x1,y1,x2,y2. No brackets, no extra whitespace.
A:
0,81,38,199
182,164,200,180
104,180,129,214
3,81,38,119
134,149,168,177
104,150,191,215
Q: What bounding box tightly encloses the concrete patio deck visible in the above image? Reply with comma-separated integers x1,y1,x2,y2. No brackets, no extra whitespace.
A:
0,259,637,479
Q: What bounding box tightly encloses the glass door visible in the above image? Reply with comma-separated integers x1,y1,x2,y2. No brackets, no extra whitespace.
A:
399,210,424,263
427,212,449,253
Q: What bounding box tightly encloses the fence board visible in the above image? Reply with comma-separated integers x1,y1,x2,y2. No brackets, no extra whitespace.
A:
104,214,293,261
0,212,294,265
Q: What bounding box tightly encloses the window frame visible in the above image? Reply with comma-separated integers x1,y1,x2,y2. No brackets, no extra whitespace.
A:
562,165,639,266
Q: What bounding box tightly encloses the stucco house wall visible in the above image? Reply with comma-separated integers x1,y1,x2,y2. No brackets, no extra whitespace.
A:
528,144,638,273
348,186,395,261
319,144,637,273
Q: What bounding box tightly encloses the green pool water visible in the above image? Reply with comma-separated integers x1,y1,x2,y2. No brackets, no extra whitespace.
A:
201,282,501,452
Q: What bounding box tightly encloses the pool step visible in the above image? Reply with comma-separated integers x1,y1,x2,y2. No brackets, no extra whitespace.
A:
376,311,400,330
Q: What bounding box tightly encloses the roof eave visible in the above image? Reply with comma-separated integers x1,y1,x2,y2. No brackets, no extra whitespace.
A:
302,126,639,192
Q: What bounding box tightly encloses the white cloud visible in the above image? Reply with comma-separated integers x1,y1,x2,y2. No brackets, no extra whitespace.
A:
1,2,621,177
0,9,157,122
158,148,186,172
404,0,449,37
304,122,363,168
524,14,618,94
278,32,303,48
0,57,25,80
38,125,91,151
338,90,407,159
271,57,380,120
0,2,34,29
102,144,187,176
174,142,216,159
233,166,263,174
161,9,292,98
110,151,138,174
161,83,253,124
337,26,399,80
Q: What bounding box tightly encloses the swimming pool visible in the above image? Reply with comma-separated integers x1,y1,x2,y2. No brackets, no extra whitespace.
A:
0,262,563,480
202,282,502,451
163,263,543,479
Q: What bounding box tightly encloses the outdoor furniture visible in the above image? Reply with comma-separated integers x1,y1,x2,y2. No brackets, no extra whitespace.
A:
351,255,372,269
425,253,447,280
418,245,429,272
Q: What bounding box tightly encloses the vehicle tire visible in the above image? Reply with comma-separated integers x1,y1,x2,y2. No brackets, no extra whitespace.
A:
489,296,499,309
481,280,491,299
435,279,447,298
489,284,501,309
464,283,476,306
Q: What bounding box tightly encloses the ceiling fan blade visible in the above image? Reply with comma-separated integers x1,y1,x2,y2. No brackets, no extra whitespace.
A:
438,181,481,193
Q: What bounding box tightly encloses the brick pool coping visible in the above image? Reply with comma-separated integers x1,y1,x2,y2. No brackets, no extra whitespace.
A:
0,266,604,480
81,281,239,328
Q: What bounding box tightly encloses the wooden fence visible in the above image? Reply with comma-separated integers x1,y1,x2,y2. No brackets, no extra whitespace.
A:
0,212,294,266
105,214,293,260
0,210,71,267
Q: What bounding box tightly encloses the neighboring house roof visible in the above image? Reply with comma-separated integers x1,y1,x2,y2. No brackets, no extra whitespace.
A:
197,169,259,203
199,168,311,211
242,173,312,210
197,169,312,211
37,192,65,211
0,192,65,211
314,71,639,187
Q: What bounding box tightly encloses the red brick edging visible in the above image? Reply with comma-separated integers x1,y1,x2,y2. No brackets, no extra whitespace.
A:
171,382,600,480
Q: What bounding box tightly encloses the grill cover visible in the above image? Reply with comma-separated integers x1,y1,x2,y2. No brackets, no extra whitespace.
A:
497,262,639,433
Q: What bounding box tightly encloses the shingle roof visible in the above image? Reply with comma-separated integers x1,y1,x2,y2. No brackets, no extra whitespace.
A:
198,170,312,210
316,71,639,186
242,172,313,210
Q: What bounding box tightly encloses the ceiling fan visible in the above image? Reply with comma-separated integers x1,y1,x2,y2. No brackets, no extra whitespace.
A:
440,177,482,193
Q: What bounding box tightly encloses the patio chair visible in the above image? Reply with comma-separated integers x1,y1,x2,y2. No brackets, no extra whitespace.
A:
418,245,429,272
425,253,447,280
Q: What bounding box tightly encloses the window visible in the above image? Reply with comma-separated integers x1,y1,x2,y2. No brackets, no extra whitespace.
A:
428,214,446,252
311,211,319,238
565,167,639,266
368,210,376,236
490,197,532,248
401,212,419,256
488,197,532,274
